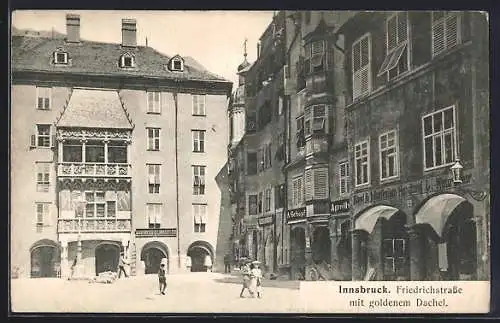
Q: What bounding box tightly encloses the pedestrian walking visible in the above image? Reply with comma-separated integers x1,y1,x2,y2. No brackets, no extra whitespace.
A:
224,254,231,273
239,261,253,298
117,252,129,278
158,263,167,295
70,257,77,280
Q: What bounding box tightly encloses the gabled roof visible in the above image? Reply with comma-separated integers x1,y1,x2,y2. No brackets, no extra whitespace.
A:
57,89,133,129
11,35,231,83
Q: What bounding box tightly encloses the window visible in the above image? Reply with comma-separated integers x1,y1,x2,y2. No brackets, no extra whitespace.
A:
378,12,409,79
147,91,161,114
171,58,184,72
147,164,161,194
339,161,350,195
259,143,272,171
54,51,68,64
247,152,258,175
248,194,258,215
305,105,327,136
36,87,51,110
84,191,107,218
62,140,82,162
276,133,285,161
192,95,206,116
305,40,326,73
36,162,51,192
432,12,461,57
304,167,329,201
355,140,370,186
292,176,304,208
36,125,52,147
352,34,371,100
422,106,456,170
192,130,206,153
264,188,272,212
85,140,105,163
147,128,161,151
383,238,407,279
36,203,50,232
296,116,305,148
380,130,399,180
108,141,127,163
147,203,162,229
193,165,206,195
193,204,207,232
120,53,135,68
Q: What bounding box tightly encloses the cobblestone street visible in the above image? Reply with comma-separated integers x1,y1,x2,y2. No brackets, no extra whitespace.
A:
11,273,308,313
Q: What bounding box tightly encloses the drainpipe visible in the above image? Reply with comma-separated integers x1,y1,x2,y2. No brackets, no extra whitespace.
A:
173,84,181,271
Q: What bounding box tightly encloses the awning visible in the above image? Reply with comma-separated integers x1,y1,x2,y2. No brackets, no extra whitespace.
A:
415,194,467,238
354,205,399,233
194,215,202,224
57,89,133,129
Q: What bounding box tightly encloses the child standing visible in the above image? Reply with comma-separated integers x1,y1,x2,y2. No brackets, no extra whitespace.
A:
158,263,167,295
250,262,263,298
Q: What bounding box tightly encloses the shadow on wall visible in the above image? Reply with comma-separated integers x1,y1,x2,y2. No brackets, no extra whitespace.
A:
215,163,232,273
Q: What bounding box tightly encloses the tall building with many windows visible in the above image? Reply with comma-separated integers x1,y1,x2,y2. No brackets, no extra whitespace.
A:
11,14,232,279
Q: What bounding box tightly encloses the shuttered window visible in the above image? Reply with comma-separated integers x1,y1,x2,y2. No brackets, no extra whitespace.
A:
378,12,409,78
292,176,304,207
352,34,371,100
432,12,461,57
305,167,329,200
36,87,51,110
147,91,161,114
339,161,350,195
304,169,313,201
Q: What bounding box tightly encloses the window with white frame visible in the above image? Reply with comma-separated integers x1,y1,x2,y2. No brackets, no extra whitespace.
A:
147,128,160,151
339,161,350,195
422,106,456,170
193,165,206,195
304,104,327,136
192,95,206,116
53,51,68,65
193,204,207,232
147,164,161,194
147,91,161,114
36,87,51,110
192,130,206,153
355,140,370,186
248,194,258,215
304,167,329,200
120,53,135,68
378,12,409,79
84,191,107,218
35,202,50,232
305,40,326,73
36,124,52,147
264,188,272,212
352,34,371,100
432,12,461,57
36,162,51,192
292,176,304,208
380,130,399,180
383,238,407,278
147,203,162,229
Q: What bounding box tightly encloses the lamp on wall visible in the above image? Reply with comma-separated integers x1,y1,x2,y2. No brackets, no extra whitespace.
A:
451,158,464,184
449,158,488,202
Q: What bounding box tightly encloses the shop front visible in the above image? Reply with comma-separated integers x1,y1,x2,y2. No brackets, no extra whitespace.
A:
330,199,352,280
258,214,275,273
287,207,307,280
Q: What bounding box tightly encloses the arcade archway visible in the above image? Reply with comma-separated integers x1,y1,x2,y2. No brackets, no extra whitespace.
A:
141,241,169,274
95,242,120,275
187,241,214,272
312,226,331,264
30,239,60,278
290,226,306,279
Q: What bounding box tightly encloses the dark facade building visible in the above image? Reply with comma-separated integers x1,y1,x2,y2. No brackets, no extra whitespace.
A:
337,11,489,281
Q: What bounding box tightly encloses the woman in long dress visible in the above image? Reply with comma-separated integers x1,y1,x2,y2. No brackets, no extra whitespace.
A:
250,262,263,298
239,262,253,298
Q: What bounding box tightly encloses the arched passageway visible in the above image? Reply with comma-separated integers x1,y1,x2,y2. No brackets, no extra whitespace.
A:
30,240,60,278
95,243,120,275
290,226,306,279
187,241,214,272
312,226,331,264
141,241,169,274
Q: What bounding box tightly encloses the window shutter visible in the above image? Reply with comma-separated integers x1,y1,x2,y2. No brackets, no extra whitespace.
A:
304,169,313,201
313,168,329,199
445,14,459,48
387,15,398,51
148,92,154,111
30,134,36,148
51,135,56,148
432,19,446,56
397,12,408,43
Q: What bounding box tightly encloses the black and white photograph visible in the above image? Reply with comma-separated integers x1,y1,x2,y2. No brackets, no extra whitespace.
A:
10,10,491,314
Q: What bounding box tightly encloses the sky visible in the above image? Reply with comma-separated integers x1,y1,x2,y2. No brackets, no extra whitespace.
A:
12,10,275,89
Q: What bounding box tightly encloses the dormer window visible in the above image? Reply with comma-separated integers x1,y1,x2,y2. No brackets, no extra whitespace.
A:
168,55,184,72
119,53,135,68
53,51,68,65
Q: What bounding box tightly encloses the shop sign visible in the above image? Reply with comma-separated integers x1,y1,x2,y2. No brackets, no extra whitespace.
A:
287,207,306,222
331,199,350,214
352,173,473,207
258,215,274,226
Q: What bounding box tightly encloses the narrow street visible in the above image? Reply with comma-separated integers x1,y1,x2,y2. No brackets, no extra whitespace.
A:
11,273,305,313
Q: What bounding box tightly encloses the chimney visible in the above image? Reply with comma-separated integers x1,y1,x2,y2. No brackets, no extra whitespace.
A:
66,14,80,43
122,18,137,47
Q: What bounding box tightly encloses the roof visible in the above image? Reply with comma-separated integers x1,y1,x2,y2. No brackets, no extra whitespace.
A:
11,35,231,83
57,89,133,129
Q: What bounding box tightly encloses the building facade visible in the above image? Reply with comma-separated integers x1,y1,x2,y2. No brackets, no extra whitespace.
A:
338,11,489,281
11,14,232,279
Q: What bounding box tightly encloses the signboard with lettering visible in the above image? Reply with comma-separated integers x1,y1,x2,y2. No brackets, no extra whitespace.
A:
331,199,350,214
352,173,473,207
287,207,306,223
258,215,274,226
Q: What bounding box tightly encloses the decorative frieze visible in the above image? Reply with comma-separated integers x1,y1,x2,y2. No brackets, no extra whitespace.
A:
56,128,132,142
58,219,131,233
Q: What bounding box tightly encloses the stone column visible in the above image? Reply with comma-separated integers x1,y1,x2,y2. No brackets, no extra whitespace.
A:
408,226,424,281
304,223,313,266
60,241,69,279
351,229,364,281
58,139,63,163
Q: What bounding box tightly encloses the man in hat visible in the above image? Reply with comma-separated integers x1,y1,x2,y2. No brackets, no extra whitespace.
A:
158,263,167,295
117,252,129,279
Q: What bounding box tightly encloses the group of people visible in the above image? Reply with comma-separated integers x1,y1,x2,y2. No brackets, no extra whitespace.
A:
239,260,263,298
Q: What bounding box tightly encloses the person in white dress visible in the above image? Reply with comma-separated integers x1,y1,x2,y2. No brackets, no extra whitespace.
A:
250,262,263,298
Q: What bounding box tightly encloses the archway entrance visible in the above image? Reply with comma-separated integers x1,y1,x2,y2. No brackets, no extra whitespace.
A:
290,226,306,279
312,226,331,264
95,243,120,275
187,241,214,272
30,240,60,278
382,212,408,280
141,241,169,274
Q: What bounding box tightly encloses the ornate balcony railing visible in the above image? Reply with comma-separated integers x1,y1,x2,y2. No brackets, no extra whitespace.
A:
58,163,132,178
135,228,177,238
58,219,131,233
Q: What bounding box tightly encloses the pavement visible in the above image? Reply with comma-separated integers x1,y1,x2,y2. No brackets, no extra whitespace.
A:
11,272,308,313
